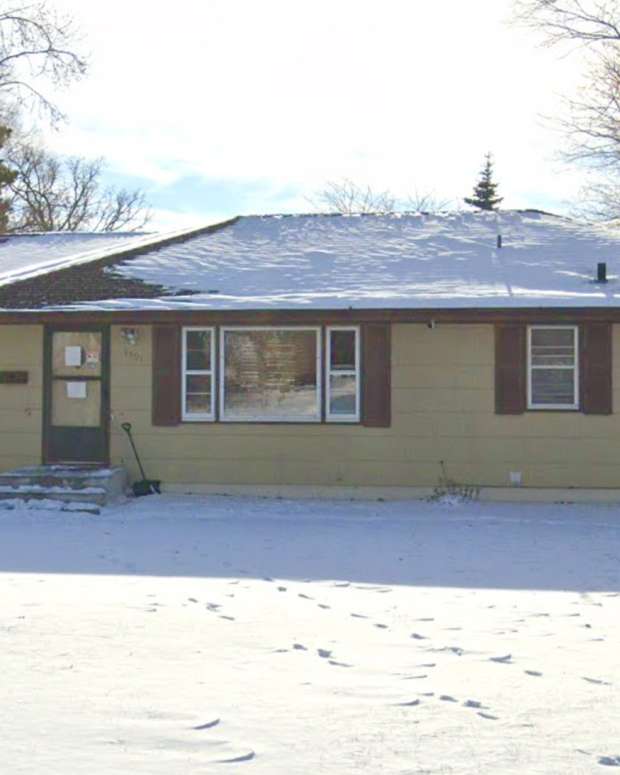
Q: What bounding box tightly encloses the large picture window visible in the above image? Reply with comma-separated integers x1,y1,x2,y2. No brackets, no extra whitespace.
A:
220,327,321,422
527,326,579,410
182,327,215,420
326,327,360,422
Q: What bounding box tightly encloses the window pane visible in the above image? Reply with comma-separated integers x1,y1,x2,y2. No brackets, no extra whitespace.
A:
223,329,318,419
531,368,575,406
186,393,212,414
329,374,357,415
330,330,356,370
185,374,212,415
186,330,211,371
531,328,575,366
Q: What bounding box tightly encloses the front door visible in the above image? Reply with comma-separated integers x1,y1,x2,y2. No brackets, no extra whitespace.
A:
43,327,110,465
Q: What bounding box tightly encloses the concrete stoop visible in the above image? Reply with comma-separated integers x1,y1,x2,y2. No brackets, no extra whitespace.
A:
0,465,128,514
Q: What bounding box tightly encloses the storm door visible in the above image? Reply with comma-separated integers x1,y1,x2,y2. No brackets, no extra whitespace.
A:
43,327,110,464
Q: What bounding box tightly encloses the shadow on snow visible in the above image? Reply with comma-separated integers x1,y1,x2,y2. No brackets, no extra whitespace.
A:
0,495,619,592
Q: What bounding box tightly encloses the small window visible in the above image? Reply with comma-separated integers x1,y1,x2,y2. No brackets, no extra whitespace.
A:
326,327,360,422
220,327,321,422
182,327,215,420
527,326,578,410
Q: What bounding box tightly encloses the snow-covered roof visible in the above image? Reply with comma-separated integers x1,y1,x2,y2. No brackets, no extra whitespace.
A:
93,210,620,310
0,231,153,287
5,210,620,311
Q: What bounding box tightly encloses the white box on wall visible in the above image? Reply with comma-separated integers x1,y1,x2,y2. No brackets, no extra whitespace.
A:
66,381,87,399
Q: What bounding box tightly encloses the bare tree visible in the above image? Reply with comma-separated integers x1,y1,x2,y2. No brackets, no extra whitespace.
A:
404,189,453,212
570,176,620,219
513,1,620,217
313,178,452,214
313,179,396,214
514,0,620,45
7,142,150,231
0,2,86,121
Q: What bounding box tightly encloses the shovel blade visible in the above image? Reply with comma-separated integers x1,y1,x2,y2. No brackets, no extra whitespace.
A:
131,480,161,497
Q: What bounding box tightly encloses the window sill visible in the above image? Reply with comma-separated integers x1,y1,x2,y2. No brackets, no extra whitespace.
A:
526,407,580,412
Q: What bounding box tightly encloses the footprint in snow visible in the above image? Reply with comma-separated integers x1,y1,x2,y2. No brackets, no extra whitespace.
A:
317,648,332,659
583,677,612,686
214,751,256,764
219,615,235,621
328,660,352,668
206,603,221,611
434,646,464,656
463,700,484,709
193,718,220,730
403,674,428,680
525,670,543,677
395,699,421,707
417,663,436,668
374,623,389,629
599,756,620,767
277,586,287,592
410,633,427,640
317,604,331,610
188,598,198,603
439,695,458,703
333,582,350,588
416,617,434,622
478,712,499,721
298,593,313,600
350,613,368,619
292,643,307,651
490,654,512,664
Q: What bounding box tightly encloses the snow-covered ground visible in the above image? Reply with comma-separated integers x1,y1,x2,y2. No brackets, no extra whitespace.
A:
1,495,619,774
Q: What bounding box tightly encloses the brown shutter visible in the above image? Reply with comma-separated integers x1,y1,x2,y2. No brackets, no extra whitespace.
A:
362,323,391,427
495,324,526,414
581,322,612,415
152,325,181,426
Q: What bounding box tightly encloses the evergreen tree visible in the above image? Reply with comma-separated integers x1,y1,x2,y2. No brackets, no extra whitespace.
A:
0,126,16,232
464,153,503,211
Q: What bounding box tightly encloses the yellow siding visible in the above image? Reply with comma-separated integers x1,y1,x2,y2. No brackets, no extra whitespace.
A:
1,322,618,488
108,323,620,489
0,325,43,470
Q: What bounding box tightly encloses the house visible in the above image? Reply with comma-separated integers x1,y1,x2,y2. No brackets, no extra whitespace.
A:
1,210,620,500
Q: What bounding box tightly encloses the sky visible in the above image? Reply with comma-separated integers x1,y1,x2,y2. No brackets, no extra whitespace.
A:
40,0,587,232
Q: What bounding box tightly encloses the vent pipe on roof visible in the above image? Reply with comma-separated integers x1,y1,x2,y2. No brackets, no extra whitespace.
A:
597,262,608,283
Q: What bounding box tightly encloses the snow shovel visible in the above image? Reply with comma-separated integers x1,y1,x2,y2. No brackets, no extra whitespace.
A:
120,422,161,496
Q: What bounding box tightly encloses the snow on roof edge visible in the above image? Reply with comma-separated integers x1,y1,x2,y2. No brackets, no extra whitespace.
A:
0,218,236,288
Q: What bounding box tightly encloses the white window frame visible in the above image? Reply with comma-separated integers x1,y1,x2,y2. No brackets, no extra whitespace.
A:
182,327,215,421
527,325,579,411
326,326,360,423
219,326,322,423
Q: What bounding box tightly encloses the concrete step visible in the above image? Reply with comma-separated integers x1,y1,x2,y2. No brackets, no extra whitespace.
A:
0,466,127,512
0,497,101,515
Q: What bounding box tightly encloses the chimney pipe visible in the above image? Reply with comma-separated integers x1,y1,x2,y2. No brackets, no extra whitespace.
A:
597,262,607,283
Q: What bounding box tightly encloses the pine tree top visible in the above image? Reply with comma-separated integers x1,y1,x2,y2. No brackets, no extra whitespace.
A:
464,153,503,211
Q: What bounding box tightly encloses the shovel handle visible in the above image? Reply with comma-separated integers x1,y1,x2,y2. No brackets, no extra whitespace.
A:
120,421,148,481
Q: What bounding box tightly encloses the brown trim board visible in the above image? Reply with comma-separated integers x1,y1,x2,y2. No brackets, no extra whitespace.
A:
3,307,620,325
